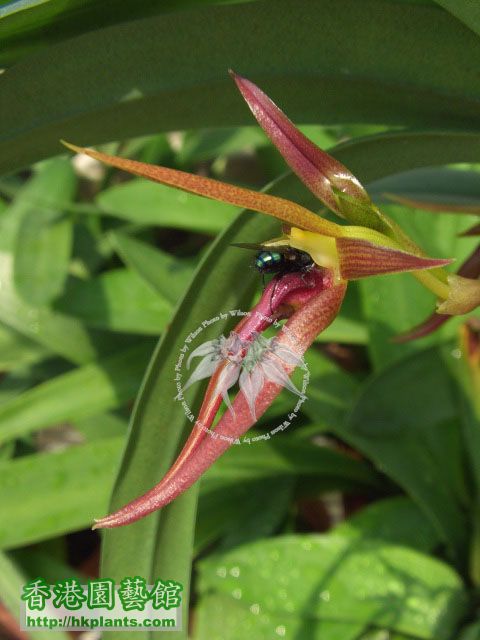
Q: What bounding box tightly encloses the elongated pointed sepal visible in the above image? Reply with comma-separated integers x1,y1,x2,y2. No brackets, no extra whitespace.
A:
336,237,453,280
61,141,340,237
230,72,380,220
287,226,453,283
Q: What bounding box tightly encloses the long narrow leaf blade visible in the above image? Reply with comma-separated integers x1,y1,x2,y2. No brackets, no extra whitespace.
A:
3,1,480,173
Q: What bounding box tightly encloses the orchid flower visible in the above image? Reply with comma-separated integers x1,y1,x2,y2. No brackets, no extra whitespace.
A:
62,72,480,528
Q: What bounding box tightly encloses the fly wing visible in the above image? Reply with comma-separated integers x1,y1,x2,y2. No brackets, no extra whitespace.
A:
231,242,290,252
230,242,266,250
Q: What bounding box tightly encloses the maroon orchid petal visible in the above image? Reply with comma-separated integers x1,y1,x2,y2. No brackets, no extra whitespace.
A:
230,71,369,214
93,269,346,528
336,237,452,279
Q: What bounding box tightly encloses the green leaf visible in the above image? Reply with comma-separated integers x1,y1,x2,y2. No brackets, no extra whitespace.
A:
359,631,418,640
0,321,48,370
71,216,112,277
196,475,293,554
196,435,381,554
0,356,72,408
316,282,368,345
13,158,75,306
443,338,480,494
121,133,173,165
302,346,360,430
0,342,152,445
97,179,239,233
0,0,255,67
198,533,467,639
0,180,119,364
206,434,379,488
111,232,194,305
0,363,51,407
15,207,73,306
317,315,368,345
54,269,172,334
12,548,83,585
4,1,480,173
334,496,441,553
0,437,123,549
74,411,128,441
178,126,268,165
0,442,14,462
334,346,469,561
434,1,480,37
370,166,480,209
0,551,70,640
441,340,480,585
459,621,480,640
335,132,480,184
194,593,364,640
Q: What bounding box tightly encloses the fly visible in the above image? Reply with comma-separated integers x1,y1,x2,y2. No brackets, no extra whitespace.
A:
232,242,315,315
232,243,315,276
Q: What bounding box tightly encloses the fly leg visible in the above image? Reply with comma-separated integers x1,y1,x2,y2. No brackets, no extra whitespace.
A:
300,264,316,288
269,275,279,318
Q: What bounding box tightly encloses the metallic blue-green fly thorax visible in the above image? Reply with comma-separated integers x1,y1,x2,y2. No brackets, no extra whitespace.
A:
255,251,283,272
